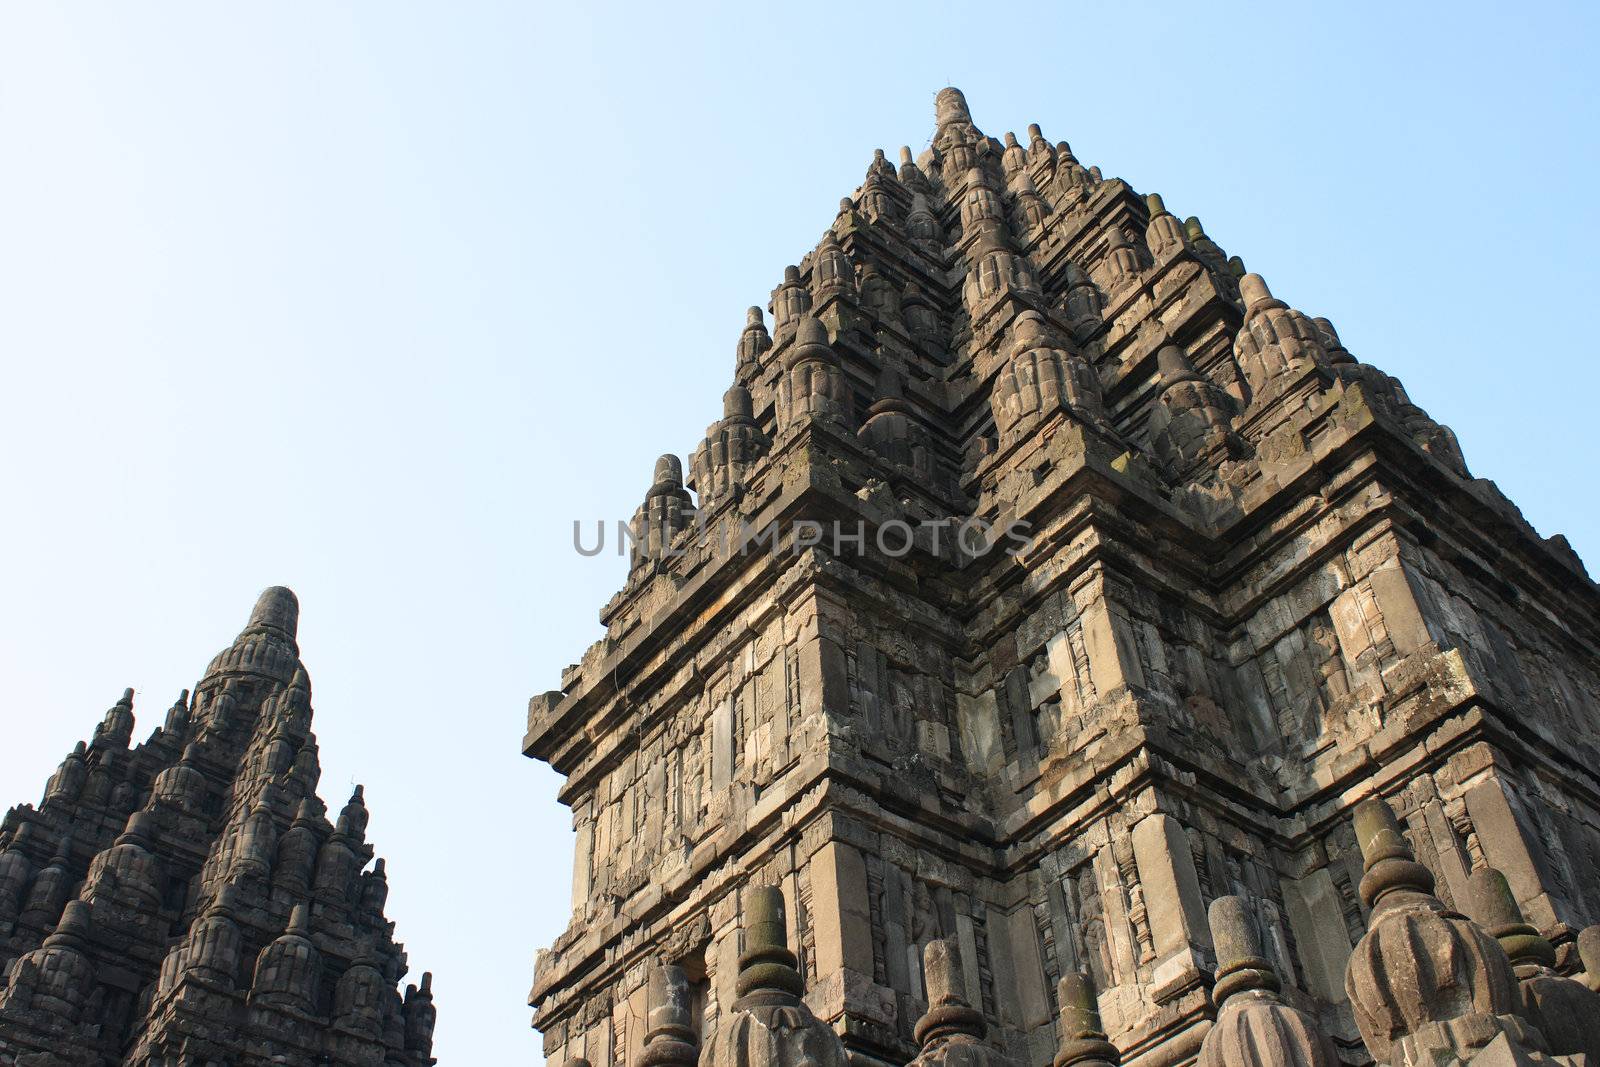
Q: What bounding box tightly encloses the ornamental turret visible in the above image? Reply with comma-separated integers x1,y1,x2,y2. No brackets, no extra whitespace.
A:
776,317,851,432
700,886,849,1067
906,939,1013,1067
631,454,695,568
1469,866,1600,1058
1343,797,1545,1064
691,385,768,508
735,306,772,385
249,902,320,1013
1197,896,1336,1067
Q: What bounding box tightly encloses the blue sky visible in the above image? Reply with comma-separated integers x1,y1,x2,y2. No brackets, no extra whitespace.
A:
1,2,1596,1062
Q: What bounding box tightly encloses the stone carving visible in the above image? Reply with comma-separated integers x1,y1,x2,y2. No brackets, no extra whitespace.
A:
1344,797,1555,1065
635,965,697,1067
1052,974,1119,1067
1198,895,1336,1067
776,316,851,431
700,886,848,1067
908,939,1012,1067
990,312,1108,439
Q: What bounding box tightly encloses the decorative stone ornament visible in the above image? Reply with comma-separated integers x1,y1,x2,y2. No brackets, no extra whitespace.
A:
1469,866,1600,1059
1052,973,1119,1067
635,965,698,1067
700,886,848,1067
1343,797,1552,1065
1197,895,1337,1067
907,939,1014,1067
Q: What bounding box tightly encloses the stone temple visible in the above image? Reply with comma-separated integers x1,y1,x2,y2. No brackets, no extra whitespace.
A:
0,588,436,1066
523,89,1600,1066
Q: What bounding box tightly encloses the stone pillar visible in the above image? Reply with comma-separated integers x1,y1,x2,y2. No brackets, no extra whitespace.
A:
810,841,874,983
1281,868,1352,1004
1130,814,1211,1001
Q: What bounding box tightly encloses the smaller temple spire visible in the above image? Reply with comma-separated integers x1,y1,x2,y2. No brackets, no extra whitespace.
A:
163,689,191,736
735,306,772,384
93,688,135,749
404,971,438,1057
1144,193,1185,260
250,902,321,1012
337,783,370,840
935,86,972,130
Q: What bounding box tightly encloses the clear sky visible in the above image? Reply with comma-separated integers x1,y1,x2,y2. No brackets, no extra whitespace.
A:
1,2,1596,1062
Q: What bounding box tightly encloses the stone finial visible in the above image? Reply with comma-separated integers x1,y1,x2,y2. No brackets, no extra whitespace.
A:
1469,867,1600,1057
1053,973,1119,1067
1310,316,1354,366
917,938,984,1041
337,783,370,839
163,689,191,735
736,306,772,382
1156,345,1202,387
44,741,88,804
907,939,1011,1067
723,385,753,421
1144,194,1185,259
1232,271,1330,397
180,882,244,989
700,885,848,1067
776,316,849,432
94,688,135,748
90,810,163,908
1238,273,1277,312
1470,867,1556,969
652,455,684,493
251,902,321,1010
17,899,96,1021
1002,131,1026,175
935,87,972,129
770,264,813,337
1027,123,1051,156
248,586,299,639
1149,343,1240,477
993,312,1108,438
405,971,438,1054
637,964,698,1067
811,230,856,302
1198,896,1337,1067
736,886,801,999
1343,796,1530,1065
